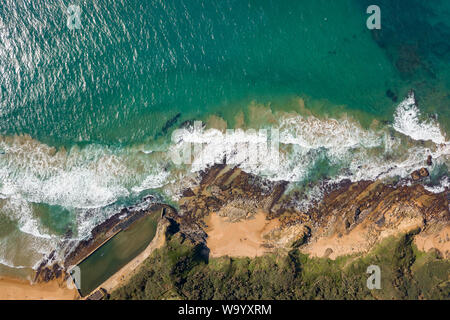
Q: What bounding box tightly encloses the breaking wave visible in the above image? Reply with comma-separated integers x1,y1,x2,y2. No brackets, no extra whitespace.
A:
1,94,448,270
170,100,448,187
393,91,447,144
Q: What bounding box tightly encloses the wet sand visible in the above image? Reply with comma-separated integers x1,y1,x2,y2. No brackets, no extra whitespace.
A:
0,276,79,300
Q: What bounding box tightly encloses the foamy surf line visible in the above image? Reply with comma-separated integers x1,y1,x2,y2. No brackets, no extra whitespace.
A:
393,91,447,145
0,136,175,271
171,96,448,187
0,92,447,216
0,92,448,274
0,260,28,270
0,135,174,209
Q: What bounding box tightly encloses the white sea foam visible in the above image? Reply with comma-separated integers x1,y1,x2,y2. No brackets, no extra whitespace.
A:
278,115,381,151
0,136,170,209
169,114,384,182
1,197,53,239
131,169,170,193
169,104,449,203
1,95,449,272
393,92,447,144
0,220,57,270
0,135,174,269
170,124,281,178
424,175,450,194
162,170,202,201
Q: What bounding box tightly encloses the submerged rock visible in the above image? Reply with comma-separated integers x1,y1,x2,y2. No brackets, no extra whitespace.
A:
386,89,398,102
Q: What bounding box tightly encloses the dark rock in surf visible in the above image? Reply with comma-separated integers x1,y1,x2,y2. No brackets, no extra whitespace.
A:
411,170,421,181
419,167,429,177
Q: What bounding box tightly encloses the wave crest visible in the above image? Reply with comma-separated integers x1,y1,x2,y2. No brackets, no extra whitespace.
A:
393,91,447,144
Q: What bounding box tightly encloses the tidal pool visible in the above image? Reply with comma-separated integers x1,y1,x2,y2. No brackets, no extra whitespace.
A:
74,212,159,296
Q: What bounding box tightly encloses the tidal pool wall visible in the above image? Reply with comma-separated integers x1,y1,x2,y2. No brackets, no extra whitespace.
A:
74,212,159,297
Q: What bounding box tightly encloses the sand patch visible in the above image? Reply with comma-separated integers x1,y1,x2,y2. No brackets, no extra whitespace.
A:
303,216,424,260
0,277,79,300
414,224,450,258
206,115,227,131
205,211,280,258
302,223,370,260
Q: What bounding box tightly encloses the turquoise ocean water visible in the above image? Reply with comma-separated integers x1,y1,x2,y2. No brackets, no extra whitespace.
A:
0,0,449,277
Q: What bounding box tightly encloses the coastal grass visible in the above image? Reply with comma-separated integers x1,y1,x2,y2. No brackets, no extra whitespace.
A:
110,231,449,300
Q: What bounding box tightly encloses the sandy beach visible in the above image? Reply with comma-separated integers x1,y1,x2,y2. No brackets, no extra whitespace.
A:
0,276,79,300
415,224,450,258
205,211,280,258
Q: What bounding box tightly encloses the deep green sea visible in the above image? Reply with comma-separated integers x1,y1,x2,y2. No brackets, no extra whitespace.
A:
0,0,449,277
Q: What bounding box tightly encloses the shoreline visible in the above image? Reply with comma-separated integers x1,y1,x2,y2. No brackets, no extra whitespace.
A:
0,205,172,300
0,276,79,300
173,163,449,261
1,161,448,299
83,215,170,298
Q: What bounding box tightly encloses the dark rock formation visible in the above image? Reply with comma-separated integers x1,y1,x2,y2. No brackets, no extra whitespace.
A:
34,250,62,283
419,167,429,177
355,207,361,220
386,89,398,102
411,170,421,181
160,113,181,135
411,168,429,181
172,161,448,257
165,164,288,244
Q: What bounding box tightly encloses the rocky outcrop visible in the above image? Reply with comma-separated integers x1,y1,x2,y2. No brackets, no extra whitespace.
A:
300,180,448,259
167,164,288,244
411,167,429,181
419,167,429,177
34,251,64,283
172,163,448,259
34,161,449,283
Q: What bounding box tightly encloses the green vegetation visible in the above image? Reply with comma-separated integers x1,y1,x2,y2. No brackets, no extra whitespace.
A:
110,231,449,300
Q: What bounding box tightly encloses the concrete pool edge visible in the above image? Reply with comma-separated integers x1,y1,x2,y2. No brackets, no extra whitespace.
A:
78,213,172,299
31,201,178,300
65,203,176,268
73,207,161,270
